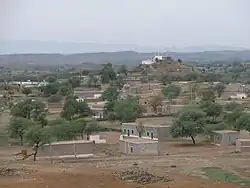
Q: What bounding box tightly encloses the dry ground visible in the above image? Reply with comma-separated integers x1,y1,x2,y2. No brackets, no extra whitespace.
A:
1,114,250,188
1,133,250,188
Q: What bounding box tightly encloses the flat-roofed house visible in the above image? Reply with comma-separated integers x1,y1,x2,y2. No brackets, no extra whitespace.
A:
121,122,171,141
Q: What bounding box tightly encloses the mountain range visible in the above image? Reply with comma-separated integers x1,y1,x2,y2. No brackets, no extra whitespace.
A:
0,40,249,54
0,41,249,67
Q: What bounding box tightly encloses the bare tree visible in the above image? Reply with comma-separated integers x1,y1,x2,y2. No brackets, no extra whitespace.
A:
136,121,145,138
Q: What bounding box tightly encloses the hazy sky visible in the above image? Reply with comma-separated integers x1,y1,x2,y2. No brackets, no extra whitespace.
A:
1,0,250,47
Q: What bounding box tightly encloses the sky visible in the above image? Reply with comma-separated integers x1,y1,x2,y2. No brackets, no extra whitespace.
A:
0,0,250,48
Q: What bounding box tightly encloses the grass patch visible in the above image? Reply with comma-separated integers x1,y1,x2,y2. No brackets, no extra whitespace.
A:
202,167,250,186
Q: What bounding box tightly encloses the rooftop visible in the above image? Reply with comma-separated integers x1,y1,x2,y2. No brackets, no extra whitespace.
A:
45,140,93,146
213,130,239,134
121,137,157,144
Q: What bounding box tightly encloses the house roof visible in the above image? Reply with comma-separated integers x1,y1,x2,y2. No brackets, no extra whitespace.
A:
45,140,93,146
212,130,239,134
121,137,157,144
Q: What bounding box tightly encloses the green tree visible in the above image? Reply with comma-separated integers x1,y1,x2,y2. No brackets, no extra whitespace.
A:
149,95,163,114
236,113,250,132
61,99,77,120
224,109,244,129
162,84,181,101
160,74,171,85
68,76,81,88
21,87,32,97
59,86,73,96
171,108,206,144
7,117,34,146
45,76,57,83
40,82,59,96
113,75,125,90
87,74,99,88
76,101,91,118
113,97,144,122
201,87,216,101
11,99,46,120
100,63,116,84
203,102,222,122
85,122,100,140
102,86,119,101
214,83,226,98
25,125,53,161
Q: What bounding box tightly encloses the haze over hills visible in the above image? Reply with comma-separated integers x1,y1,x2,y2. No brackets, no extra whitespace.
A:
0,50,250,68
0,40,249,54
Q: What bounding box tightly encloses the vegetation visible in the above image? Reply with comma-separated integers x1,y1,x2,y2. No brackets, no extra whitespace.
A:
171,106,206,144
162,84,181,101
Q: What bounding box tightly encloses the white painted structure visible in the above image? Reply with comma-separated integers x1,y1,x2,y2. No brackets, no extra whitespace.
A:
229,93,247,100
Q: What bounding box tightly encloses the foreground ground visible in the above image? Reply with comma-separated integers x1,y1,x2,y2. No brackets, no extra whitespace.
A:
1,134,250,188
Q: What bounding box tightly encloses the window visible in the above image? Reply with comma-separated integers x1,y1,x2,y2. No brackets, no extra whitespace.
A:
131,130,134,135
151,132,154,139
130,146,133,153
123,129,126,134
147,132,150,137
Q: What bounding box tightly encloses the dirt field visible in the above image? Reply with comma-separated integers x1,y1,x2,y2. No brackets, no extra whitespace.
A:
1,114,250,188
1,135,250,188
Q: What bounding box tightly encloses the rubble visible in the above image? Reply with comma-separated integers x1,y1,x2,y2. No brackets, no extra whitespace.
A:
112,167,172,185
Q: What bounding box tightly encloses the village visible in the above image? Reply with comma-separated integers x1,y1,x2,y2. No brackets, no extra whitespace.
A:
0,55,250,188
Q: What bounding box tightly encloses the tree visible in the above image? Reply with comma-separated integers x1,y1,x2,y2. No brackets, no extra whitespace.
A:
224,102,244,111
214,83,226,98
100,63,116,84
118,65,128,76
85,122,100,140
203,102,222,122
201,88,216,102
87,74,99,88
236,113,250,132
162,84,181,101
76,101,91,118
59,86,73,96
61,98,77,120
160,74,171,85
136,121,145,138
102,86,119,102
149,95,163,114
113,97,144,122
224,109,244,129
113,75,125,90
40,82,59,96
45,76,57,83
68,76,81,88
11,99,46,120
25,125,53,161
171,108,206,144
7,117,34,146
21,87,32,97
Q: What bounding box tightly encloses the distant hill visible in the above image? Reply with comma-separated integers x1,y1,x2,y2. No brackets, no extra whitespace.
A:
0,40,249,54
0,51,250,68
